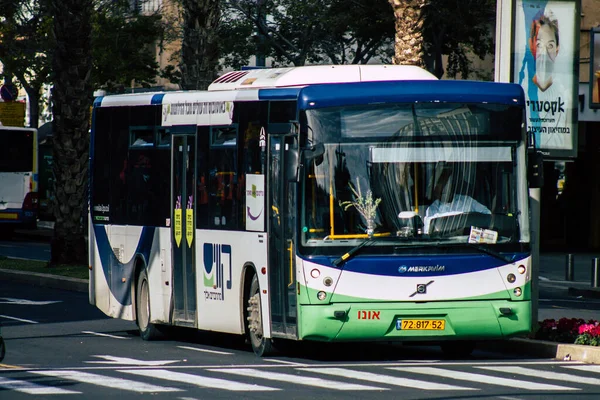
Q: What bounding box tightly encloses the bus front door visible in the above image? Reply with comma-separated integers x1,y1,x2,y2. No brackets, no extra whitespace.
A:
268,135,297,338
171,134,197,327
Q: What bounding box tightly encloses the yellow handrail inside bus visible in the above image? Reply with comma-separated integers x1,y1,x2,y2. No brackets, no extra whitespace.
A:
413,163,419,213
329,162,334,237
288,239,294,287
326,232,391,240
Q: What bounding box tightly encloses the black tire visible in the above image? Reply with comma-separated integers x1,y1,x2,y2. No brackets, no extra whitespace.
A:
0,336,5,362
246,274,274,356
136,269,162,340
440,340,476,358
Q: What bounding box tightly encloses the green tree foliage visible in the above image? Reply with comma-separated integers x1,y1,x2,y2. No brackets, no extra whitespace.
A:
0,0,53,128
422,0,496,79
92,0,165,93
0,0,165,127
221,0,394,68
221,0,494,80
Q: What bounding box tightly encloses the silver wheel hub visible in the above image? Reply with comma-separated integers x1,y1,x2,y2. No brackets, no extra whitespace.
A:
247,293,262,338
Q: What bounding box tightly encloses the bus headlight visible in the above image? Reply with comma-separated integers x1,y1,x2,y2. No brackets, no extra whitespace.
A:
310,269,320,278
507,273,516,283
517,265,526,274
317,291,327,301
514,287,522,297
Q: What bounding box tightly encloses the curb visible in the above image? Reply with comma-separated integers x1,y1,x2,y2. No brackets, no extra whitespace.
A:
0,268,87,293
568,286,600,299
479,337,600,364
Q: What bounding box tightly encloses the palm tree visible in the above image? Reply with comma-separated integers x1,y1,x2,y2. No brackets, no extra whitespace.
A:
48,0,93,265
387,0,427,67
180,0,220,90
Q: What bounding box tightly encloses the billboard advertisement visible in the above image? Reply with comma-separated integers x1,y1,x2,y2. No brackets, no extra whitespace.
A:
512,0,579,158
591,27,600,109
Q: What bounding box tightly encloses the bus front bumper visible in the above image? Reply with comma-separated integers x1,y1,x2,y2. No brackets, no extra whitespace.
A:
298,300,532,342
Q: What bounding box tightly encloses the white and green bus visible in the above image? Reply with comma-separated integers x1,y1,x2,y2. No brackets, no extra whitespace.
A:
89,65,533,356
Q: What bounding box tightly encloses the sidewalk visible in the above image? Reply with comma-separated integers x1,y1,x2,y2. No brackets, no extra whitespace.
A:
539,251,600,300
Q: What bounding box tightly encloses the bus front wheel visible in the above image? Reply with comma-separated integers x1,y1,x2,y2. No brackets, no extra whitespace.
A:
136,269,161,341
246,274,274,356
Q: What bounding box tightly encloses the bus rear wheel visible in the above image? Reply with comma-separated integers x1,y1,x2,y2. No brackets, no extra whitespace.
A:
246,274,274,356
136,269,162,341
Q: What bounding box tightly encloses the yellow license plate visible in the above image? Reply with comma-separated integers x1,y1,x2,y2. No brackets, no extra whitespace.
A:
0,213,18,220
396,319,445,330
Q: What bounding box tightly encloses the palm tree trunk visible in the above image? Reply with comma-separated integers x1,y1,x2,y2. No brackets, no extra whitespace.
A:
48,0,93,265
388,0,427,67
180,0,220,90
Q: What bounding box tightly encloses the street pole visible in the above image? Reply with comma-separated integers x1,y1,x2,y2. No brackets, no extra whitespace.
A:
529,187,540,329
495,0,539,330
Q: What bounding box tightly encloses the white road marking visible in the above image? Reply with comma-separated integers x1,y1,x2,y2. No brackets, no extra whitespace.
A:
0,297,61,306
86,355,180,366
264,358,308,366
563,365,600,373
390,367,578,391
121,368,278,391
177,345,233,355
479,366,600,385
31,370,181,393
0,314,38,324
0,376,80,395
298,367,475,390
210,367,384,390
82,331,130,340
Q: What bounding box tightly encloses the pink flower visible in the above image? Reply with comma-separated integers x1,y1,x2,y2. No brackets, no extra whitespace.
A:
579,324,596,335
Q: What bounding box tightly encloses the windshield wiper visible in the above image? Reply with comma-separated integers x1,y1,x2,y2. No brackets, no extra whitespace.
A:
332,238,375,267
467,243,514,264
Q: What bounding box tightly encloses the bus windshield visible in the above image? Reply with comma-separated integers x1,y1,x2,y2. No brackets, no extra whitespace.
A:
0,128,34,172
299,102,529,254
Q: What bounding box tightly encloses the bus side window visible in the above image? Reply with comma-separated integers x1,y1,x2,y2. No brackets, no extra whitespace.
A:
208,126,238,230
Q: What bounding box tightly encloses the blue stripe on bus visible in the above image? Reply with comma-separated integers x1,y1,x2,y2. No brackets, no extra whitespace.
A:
93,97,104,107
298,80,525,110
151,93,165,105
93,225,156,306
305,252,529,277
258,88,302,101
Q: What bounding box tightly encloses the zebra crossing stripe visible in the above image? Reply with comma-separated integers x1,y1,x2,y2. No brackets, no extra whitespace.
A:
297,367,475,391
563,365,600,374
479,366,600,386
390,367,578,391
209,368,384,390
31,370,181,393
120,369,278,391
0,376,80,395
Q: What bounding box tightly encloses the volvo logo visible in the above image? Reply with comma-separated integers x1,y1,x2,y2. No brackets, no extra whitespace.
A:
409,280,434,297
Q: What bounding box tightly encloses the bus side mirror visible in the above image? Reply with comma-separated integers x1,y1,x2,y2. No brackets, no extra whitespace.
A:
303,143,325,161
285,147,299,182
528,150,544,188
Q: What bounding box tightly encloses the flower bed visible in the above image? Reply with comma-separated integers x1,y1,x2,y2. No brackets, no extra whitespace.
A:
534,318,600,346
